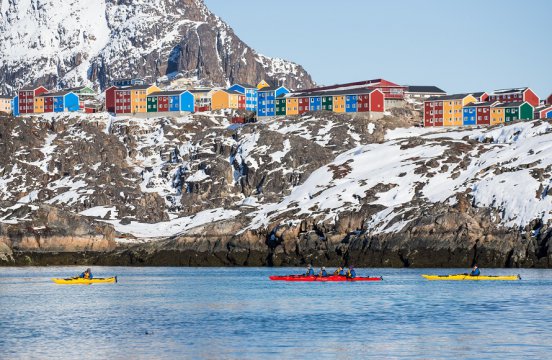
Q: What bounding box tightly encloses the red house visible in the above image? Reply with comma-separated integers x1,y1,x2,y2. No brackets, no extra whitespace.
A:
105,86,118,113
470,92,489,102
424,98,444,127
238,94,246,110
18,86,48,114
158,96,169,112
44,96,54,113
355,89,384,113
547,93,552,105
470,102,497,125
488,88,539,107
115,89,131,114
298,97,310,114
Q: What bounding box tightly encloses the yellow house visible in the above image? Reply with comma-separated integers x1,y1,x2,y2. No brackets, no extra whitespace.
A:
211,90,230,110
34,96,44,113
490,106,505,125
130,85,160,113
333,95,345,113
0,97,12,114
257,80,270,90
286,98,299,115
443,94,476,126
228,92,240,109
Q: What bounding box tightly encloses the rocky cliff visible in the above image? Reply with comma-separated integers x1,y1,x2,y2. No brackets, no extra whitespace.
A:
1,110,551,267
0,0,315,94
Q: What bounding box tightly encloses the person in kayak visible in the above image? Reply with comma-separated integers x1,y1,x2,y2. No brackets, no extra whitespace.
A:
346,266,356,278
305,264,315,276
79,268,93,279
470,265,480,277
334,266,346,276
318,267,328,277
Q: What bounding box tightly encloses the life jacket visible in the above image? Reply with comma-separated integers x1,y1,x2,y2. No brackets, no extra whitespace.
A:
84,272,90,279
306,268,314,276
320,270,327,277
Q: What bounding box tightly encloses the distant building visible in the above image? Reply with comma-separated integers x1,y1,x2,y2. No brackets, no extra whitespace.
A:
462,101,498,126
534,105,552,119
469,92,489,102
257,85,289,117
146,90,195,113
547,93,552,105
18,86,48,114
404,86,446,100
0,96,12,114
488,88,539,107
424,93,476,127
189,88,215,111
111,78,146,87
37,91,80,113
228,83,258,111
211,89,246,110
114,84,161,114
493,102,534,122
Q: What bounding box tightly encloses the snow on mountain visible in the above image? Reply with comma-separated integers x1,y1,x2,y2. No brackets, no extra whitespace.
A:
0,0,315,94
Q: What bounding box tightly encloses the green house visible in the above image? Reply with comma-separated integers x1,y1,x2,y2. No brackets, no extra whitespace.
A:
276,98,287,116
497,102,534,122
147,96,158,112
322,96,333,111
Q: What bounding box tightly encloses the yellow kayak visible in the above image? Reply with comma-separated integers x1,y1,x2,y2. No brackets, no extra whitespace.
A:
52,277,117,285
422,274,520,281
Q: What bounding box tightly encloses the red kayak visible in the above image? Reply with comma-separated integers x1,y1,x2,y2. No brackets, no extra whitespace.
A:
269,275,383,282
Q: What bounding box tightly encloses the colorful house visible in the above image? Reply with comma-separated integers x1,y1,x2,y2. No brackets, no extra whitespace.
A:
345,94,358,113
12,96,19,116
0,96,12,114
211,90,245,110
18,86,48,114
322,96,333,111
189,88,214,111
425,93,475,127
462,101,496,126
112,78,145,87
257,86,289,117
34,95,45,113
286,97,299,115
493,102,534,122
115,85,160,114
276,96,287,116
470,92,489,102
534,105,552,119
257,80,271,90
38,91,80,113
105,86,118,113
333,95,346,113
488,88,539,107
309,96,322,112
547,93,552,105
490,106,505,125
356,89,384,113
228,84,258,111
146,90,195,113
298,97,310,114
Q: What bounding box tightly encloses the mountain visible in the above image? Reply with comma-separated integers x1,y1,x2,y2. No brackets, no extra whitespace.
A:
0,0,315,94
1,110,551,267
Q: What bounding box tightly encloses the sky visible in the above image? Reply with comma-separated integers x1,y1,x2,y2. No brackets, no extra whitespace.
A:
204,0,551,98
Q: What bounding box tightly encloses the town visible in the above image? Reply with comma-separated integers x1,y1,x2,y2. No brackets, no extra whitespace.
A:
1,78,551,125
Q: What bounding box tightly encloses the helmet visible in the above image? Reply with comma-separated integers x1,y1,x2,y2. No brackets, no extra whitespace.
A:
86,268,91,272
322,266,326,270
307,264,311,268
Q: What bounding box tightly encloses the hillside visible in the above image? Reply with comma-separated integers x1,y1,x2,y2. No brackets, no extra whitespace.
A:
0,0,315,94
0,110,551,267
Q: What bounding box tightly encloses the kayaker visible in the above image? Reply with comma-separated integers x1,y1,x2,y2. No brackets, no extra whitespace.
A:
79,268,93,279
305,264,315,276
318,267,328,277
334,266,346,276
346,266,356,278
470,265,481,277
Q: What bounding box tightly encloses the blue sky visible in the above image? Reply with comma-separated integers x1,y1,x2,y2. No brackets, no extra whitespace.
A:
204,0,551,98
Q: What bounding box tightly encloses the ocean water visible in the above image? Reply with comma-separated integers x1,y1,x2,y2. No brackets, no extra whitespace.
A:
1,267,551,359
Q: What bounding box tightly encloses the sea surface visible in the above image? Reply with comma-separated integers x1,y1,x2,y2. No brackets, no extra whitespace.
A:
1,267,551,359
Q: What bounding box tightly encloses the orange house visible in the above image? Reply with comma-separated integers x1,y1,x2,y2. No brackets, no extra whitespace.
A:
286,98,299,115
333,95,346,113
129,85,160,113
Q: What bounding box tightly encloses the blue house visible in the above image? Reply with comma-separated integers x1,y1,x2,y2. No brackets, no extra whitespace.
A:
309,96,322,112
12,96,19,116
257,86,289,117
228,83,258,111
46,91,80,113
345,94,358,113
463,105,477,125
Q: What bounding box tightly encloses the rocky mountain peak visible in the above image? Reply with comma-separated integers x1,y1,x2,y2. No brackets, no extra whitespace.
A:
0,0,315,94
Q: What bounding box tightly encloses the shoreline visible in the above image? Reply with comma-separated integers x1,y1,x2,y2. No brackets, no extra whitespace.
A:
2,249,550,268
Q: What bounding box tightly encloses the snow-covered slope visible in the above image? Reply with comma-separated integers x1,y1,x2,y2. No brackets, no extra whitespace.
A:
0,0,315,94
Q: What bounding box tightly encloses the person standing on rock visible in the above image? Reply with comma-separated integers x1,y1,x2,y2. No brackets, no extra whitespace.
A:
470,265,480,277
305,265,315,276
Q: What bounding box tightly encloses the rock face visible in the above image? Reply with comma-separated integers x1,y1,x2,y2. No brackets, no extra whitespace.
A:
0,0,315,94
1,110,552,268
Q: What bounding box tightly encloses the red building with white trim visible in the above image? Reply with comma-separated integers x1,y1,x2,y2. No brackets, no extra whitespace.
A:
488,87,539,107
18,86,48,114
